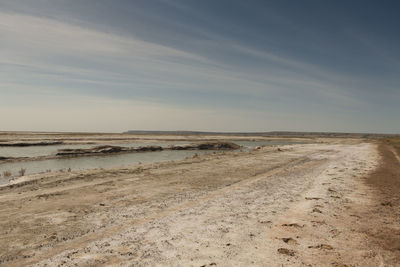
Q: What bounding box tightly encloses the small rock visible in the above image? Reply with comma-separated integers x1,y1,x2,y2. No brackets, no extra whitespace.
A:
277,248,295,256
282,223,303,228
308,244,333,250
312,208,323,213
305,197,321,200
281,238,298,245
381,201,392,207
331,262,355,267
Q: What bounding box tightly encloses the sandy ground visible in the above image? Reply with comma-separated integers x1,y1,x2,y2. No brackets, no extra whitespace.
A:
0,141,399,266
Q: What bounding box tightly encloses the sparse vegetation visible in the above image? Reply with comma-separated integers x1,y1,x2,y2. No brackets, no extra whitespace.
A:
383,137,400,155
18,168,26,176
3,170,12,177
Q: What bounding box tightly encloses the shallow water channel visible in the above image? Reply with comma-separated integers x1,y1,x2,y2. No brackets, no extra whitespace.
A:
0,141,190,158
0,140,306,184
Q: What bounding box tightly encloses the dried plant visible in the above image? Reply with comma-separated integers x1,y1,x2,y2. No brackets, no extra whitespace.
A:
18,168,26,176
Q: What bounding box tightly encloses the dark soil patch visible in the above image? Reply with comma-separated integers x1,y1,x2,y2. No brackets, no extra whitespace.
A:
363,143,400,262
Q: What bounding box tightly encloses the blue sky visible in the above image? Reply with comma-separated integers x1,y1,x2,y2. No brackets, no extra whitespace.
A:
1,0,399,133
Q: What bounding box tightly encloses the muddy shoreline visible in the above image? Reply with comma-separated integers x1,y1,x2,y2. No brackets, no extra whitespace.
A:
0,142,241,165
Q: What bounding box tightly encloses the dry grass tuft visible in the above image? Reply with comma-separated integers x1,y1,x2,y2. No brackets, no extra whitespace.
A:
18,168,26,176
383,137,400,155
3,170,12,177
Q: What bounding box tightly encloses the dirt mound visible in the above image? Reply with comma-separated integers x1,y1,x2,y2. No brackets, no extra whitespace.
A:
135,146,163,152
0,141,63,147
56,145,128,156
56,142,240,157
170,142,240,150
197,142,241,150
56,144,168,157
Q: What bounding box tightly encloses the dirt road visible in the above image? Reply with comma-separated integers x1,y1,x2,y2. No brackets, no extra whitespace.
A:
0,142,398,266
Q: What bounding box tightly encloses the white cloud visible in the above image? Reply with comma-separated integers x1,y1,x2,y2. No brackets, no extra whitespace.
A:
0,10,377,132
0,10,363,102
1,14,264,109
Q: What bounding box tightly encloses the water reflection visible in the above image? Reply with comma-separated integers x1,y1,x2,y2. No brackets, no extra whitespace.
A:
0,149,214,185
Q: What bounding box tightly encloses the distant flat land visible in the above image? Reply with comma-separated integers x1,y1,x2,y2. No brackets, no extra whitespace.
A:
0,131,318,146
125,130,399,138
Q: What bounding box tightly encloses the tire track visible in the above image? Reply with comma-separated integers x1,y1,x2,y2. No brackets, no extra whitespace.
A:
21,155,324,266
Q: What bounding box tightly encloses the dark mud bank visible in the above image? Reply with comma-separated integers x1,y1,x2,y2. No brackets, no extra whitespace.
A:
0,142,241,165
56,142,241,157
0,141,64,147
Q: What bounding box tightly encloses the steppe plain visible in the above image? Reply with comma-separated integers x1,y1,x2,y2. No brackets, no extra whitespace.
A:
0,132,399,266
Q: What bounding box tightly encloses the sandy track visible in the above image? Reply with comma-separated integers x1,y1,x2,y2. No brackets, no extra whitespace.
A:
0,142,392,266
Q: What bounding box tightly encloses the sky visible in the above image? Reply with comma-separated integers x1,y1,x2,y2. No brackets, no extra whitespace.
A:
0,0,399,133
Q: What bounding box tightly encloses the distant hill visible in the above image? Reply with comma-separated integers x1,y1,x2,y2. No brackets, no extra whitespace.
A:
123,130,398,138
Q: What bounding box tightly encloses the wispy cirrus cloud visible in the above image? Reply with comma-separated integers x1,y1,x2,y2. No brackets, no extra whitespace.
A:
0,10,366,107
